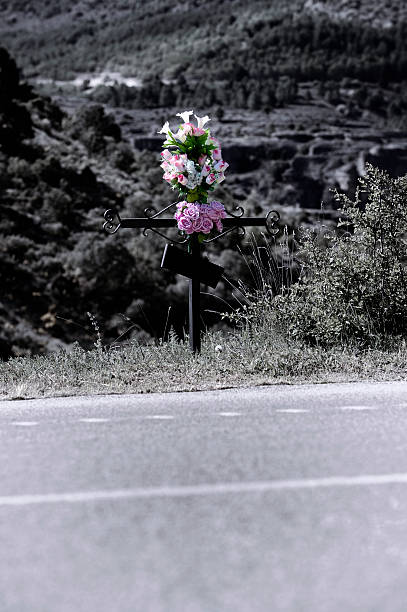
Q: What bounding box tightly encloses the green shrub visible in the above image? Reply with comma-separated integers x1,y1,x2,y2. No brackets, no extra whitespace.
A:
273,164,407,346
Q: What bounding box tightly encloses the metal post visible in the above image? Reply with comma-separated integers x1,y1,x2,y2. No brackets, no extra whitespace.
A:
189,233,201,354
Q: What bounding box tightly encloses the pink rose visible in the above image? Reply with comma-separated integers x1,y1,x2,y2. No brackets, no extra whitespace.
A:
215,219,223,232
198,154,207,166
183,204,200,220
206,206,219,221
178,216,194,233
161,161,171,171
211,201,227,218
177,174,188,185
206,173,216,185
193,127,206,136
201,217,214,234
212,148,222,161
161,150,172,161
192,217,205,233
201,164,211,177
210,200,223,210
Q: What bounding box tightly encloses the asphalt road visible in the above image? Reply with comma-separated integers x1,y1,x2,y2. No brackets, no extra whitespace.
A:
1,381,407,612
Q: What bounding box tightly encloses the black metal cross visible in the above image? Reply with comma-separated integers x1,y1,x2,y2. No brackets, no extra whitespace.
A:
103,203,280,353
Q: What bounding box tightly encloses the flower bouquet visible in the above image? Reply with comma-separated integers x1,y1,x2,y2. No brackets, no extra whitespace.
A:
158,110,229,241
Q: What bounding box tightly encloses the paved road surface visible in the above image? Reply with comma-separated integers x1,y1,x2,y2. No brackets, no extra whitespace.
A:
1,382,407,612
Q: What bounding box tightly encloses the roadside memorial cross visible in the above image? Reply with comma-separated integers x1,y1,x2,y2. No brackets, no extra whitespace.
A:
103,110,280,353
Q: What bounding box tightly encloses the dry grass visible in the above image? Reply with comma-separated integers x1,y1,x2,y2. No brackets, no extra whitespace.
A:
1,326,406,401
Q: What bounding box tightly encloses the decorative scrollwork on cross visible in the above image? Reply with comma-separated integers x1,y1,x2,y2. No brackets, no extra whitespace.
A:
103,201,281,354
104,203,280,242
103,209,122,234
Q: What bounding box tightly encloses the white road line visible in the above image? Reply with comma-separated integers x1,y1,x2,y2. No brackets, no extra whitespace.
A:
79,418,110,423
143,415,175,420
218,412,241,417
3,472,407,506
338,406,378,411
276,409,310,414
11,421,38,427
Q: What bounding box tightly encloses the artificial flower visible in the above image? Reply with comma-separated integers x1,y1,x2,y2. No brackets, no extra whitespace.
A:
158,111,229,239
158,121,171,135
176,110,194,123
194,114,210,129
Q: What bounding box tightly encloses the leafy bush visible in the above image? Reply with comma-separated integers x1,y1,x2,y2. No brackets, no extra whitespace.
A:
272,164,407,345
64,104,122,153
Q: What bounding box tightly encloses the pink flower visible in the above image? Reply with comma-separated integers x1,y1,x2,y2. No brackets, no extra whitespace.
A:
192,217,205,233
177,174,188,185
174,158,185,171
183,204,200,220
174,199,225,236
160,161,171,171
178,216,194,234
198,154,207,166
212,148,222,161
201,164,211,177
217,173,225,183
211,201,227,217
206,173,216,185
193,127,206,136
161,149,173,161
201,217,214,234
206,206,219,221
214,160,228,172
182,123,194,135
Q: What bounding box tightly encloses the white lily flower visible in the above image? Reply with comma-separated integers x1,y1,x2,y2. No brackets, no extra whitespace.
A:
175,128,187,143
194,114,210,129
176,110,194,123
158,121,171,135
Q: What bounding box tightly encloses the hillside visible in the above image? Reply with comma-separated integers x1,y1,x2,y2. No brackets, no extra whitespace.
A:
0,48,199,358
2,1,407,357
1,0,407,116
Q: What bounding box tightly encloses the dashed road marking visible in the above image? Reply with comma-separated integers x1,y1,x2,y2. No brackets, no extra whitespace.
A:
338,406,378,411
3,472,407,506
276,409,310,414
143,415,175,420
79,418,110,423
